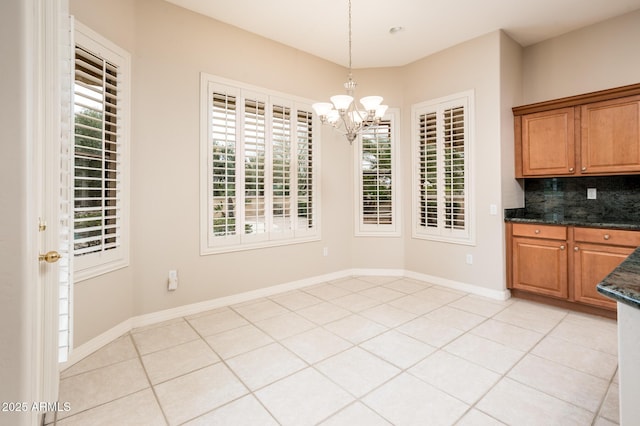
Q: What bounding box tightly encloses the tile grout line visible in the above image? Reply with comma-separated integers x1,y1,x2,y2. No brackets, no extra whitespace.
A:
128,332,171,426
181,312,285,425
474,307,620,424
591,365,620,425
54,334,167,425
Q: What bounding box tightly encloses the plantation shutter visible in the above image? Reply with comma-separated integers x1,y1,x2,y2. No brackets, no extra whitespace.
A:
361,120,393,225
443,106,466,230
243,98,267,236
296,110,314,231
73,46,121,257
414,92,472,242
211,92,238,237
272,104,293,234
203,75,318,253
419,112,438,228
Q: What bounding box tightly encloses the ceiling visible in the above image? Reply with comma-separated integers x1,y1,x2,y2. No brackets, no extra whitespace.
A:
165,0,640,68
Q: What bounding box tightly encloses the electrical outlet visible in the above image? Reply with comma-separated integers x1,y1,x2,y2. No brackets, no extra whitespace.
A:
323,247,329,257
168,270,178,291
587,188,597,199
465,254,473,265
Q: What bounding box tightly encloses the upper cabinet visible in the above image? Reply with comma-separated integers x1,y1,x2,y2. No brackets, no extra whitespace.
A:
520,107,576,176
581,95,640,175
514,84,640,178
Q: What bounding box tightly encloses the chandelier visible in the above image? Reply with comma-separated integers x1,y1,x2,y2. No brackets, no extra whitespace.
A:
312,0,388,144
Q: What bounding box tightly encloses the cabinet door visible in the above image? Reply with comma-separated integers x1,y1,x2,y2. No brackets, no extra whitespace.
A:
573,243,632,310
521,108,576,176
581,95,640,174
512,237,568,298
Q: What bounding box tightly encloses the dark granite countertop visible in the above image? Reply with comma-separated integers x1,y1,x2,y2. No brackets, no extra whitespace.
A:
597,247,640,310
505,208,640,231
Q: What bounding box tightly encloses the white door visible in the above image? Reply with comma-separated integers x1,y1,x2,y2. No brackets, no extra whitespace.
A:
34,0,71,412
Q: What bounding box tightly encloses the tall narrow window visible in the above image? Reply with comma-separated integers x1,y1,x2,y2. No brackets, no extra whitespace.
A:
355,110,400,236
243,98,267,236
412,91,474,244
272,104,292,236
296,110,314,230
211,92,237,238
201,74,319,254
73,23,130,280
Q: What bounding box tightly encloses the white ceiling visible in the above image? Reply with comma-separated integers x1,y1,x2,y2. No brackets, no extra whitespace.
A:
165,0,640,68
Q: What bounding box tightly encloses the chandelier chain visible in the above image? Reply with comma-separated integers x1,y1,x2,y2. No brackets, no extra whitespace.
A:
348,0,353,74
311,0,387,144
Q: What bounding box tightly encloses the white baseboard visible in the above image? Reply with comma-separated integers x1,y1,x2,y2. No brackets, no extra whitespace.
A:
404,270,512,301
130,269,353,330
61,319,132,370
62,268,510,370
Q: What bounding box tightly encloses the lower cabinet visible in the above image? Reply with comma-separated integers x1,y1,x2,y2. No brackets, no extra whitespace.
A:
573,243,631,310
507,223,640,312
512,236,568,299
572,227,640,310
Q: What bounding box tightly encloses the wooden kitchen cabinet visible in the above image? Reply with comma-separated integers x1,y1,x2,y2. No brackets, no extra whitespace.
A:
573,243,632,310
507,223,640,314
573,227,640,310
514,84,640,178
519,108,576,176
511,224,568,298
580,95,640,175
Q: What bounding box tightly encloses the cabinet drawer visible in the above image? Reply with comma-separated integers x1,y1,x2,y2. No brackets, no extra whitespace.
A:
574,227,640,247
512,223,567,240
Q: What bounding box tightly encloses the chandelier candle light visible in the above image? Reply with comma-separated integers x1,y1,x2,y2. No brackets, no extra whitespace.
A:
312,0,388,144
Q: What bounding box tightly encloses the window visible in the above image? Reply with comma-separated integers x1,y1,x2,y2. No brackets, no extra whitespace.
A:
201,74,319,254
354,109,400,236
73,23,130,280
412,91,474,244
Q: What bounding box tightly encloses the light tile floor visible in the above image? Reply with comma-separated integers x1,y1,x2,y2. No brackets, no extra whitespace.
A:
51,276,620,425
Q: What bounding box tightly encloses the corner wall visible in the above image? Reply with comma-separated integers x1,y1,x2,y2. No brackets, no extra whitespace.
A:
402,31,507,293
69,0,136,346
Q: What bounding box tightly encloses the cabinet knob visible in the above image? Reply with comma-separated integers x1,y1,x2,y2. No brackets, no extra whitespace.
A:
534,229,540,234
574,246,579,251
604,234,610,240
560,245,565,250
569,167,574,172
581,166,587,171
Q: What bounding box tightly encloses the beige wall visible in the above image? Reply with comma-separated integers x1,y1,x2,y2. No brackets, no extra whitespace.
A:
500,32,525,210
129,0,353,317
402,31,507,292
69,0,640,345
522,9,640,103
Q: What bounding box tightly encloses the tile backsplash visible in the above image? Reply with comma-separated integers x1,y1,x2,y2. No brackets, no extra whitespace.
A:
524,176,640,223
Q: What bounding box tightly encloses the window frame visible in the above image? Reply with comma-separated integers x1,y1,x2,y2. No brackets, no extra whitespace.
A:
72,22,131,282
353,108,401,237
411,90,475,245
200,73,321,255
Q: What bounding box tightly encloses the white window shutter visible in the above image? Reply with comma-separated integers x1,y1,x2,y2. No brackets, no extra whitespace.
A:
201,74,319,254
355,110,400,237
413,91,473,244
73,22,130,280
